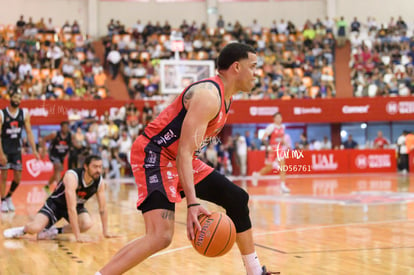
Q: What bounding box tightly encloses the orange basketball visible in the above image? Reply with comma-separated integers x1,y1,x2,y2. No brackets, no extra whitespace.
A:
192,212,236,257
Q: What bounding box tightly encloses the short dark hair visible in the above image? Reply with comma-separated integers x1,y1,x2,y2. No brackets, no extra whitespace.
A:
217,43,256,70
60,121,69,127
84,155,102,166
273,112,282,117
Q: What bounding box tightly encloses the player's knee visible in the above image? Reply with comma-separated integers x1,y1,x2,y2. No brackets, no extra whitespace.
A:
228,187,249,211
80,219,94,232
224,188,251,232
25,223,44,234
153,231,173,250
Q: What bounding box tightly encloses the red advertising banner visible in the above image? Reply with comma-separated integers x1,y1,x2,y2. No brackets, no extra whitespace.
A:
4,154,67,182
227,97,414,124
247,149,397,175
348,149,397,173
0,97,413,125
0,100,156,125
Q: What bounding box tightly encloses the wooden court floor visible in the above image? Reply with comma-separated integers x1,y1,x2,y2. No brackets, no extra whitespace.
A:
1,173,414,275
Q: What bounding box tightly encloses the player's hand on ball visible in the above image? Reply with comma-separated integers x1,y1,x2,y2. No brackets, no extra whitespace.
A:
187,203,210,241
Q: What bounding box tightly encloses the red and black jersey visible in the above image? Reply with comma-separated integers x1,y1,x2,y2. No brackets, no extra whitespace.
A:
142,75,231,160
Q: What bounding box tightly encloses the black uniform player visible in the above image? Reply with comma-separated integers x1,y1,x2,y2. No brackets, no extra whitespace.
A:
3,155,116,242
43,121,73,193
0,89,39,212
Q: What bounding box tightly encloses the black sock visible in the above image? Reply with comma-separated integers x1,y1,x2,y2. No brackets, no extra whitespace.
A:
56,227,63,234
1,197,5,202
6,180,19,198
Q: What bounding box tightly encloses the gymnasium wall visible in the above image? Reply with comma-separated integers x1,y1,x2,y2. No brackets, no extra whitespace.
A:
97,0,325,37
0,0,88,32
0,0,412,37
336,0,414,27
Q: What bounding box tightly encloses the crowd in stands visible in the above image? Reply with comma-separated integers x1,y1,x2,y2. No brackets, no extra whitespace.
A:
0,15,108,100
105,17,337,99
349,16,414,97
2,15,414,100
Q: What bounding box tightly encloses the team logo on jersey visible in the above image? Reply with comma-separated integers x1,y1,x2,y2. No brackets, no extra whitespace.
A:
77,191,87,198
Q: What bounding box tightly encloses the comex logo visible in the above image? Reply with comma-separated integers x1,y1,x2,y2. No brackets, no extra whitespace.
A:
342,105,370,114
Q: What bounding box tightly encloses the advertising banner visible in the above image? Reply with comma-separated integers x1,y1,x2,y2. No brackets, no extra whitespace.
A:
4,154,67,182
247,149,397,175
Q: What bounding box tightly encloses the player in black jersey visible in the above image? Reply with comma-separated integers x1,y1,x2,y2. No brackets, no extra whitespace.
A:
0,89,39,212
42,121,74,193
3,155,116,242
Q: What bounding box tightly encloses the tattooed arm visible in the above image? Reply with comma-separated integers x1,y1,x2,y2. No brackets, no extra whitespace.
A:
177,82,220,240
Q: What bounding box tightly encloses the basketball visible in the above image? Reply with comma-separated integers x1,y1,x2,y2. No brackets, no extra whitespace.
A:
192,212,236,257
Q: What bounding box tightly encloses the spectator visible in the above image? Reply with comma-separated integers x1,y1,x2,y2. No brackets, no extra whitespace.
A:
204,143,218,169
373,130,390,149
320,136,332,150
405,131,414,154
350,17,361,33
397,130,409,173
216,15,225,29
342,134,358,149
251,132,262,150
107,45,121,80
117,131,132,163
298,133,309,150
336,16,347,47
235,133,248,176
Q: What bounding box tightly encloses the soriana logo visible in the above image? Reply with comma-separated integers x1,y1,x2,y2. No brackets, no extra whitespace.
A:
355,154,391,169
26,158,54,178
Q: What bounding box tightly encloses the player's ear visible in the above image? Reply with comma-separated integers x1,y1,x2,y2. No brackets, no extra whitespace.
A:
231,61,240,73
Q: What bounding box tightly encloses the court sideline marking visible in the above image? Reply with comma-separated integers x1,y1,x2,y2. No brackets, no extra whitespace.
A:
149,218,414,258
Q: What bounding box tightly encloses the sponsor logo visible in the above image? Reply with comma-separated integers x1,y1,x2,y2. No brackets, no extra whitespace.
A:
166,170,177,181
169,185,177,198
355,155,367,169
26,159,54,178
293,107,322,115
144,150,157,167
249,106,279,116
312,154,338,170
355,154,391,169
154,129,177,146
342,105,370,114
23,107,49,117
149,174,159,184
386,101,398,115
386,101,414,115
398,101,414,114
195,217,214,246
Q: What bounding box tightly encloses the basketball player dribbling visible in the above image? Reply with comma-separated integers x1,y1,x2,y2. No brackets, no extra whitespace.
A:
252,112,290,193
98,43,278,275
